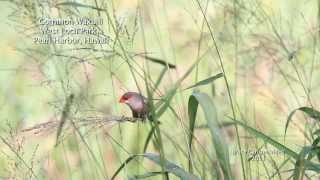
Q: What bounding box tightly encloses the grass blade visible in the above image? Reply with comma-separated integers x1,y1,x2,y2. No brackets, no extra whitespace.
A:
56,2,106,11
154,67,168,92
143,126,156,153
285,107,320,136
138,54,176,69
144,153,199,180
190,92,233,179
111,153,200,180
184,73,223,90
232,118,320,172
293,147,312,180
233,118,298,157
111,155,138,180
187,95,199,172
155,57,203,118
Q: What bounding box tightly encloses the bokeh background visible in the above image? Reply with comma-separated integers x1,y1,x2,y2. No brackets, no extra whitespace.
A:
0,0,319,179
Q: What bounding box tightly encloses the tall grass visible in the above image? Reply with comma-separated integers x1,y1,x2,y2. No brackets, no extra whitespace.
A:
0,0,320,179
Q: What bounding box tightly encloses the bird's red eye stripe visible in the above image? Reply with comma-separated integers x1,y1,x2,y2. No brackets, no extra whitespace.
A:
119,94,132,102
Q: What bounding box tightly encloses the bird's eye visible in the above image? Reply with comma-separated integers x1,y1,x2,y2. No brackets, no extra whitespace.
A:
123,95,132,100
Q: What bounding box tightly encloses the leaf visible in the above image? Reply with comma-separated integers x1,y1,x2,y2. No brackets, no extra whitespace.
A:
232,118,320,172
298,107,320,119
144,153,199,180
184,73,223,90
190,92,233,179
187,95,199,172
285,107,320,136
56,2,106,11
233,118,298,157
310,137,320,161
138,54,176,69
111,155,138,180
293,155,304,180
110,153,200,180
293,147,312,180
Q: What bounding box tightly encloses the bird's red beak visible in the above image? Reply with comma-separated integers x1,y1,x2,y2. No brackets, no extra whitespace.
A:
119,96,125,103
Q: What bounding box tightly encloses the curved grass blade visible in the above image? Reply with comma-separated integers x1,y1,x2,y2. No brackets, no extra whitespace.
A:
111,155,138,180
111,153,200,180
232,118,320,172
56,2,106,11
144,153,199,180
285,107,320,137
190,92,233,179
187,95,199,172
233,118,297,157
138,54,176,69
184,73,223,90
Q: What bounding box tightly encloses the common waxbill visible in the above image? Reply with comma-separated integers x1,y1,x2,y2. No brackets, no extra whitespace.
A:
119,92,149,120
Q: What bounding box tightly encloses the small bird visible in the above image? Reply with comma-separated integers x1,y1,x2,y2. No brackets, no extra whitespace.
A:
119,92,149,120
